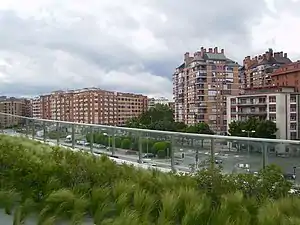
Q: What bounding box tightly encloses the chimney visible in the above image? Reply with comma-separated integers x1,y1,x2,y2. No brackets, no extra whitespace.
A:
200,47,206,57
194,51,201,58
184,52,189,61
208,48,213,53
221,49,224,53
280,51,283,57
284,53,287,58
255,56,258,61
214,47,218,53
269,48,273,56
266,51,271,60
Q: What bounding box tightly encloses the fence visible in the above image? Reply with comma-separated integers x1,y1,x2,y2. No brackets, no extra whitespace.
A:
1,112,300,179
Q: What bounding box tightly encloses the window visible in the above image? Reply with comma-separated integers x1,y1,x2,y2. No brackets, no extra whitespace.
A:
269,114,276,121
269,96,276,103
290,123,297,130
290,105,297,112
290,114,297,121
230,98,236,104
290,96,296,103
269,105,276,112
290,132,297,140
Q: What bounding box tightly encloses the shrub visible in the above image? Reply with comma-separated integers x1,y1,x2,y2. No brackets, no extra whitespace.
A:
121,138,131,149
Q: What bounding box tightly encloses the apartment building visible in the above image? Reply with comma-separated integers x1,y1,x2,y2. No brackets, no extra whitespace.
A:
227,86,300,140
31,97,41,118
173,47,240,134
241,48,292,90
148,97,170,108
272,61,300,91
0,97,31,128
39,88,148,125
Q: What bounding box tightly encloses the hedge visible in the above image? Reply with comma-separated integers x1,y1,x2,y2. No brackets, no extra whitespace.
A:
0,135,299,224
86,133,171,155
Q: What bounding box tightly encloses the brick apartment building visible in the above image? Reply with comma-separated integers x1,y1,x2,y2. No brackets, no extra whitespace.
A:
34,88,148,126
241,48,292,90
272,61,300,91
0,96,31,128
173,47,240,134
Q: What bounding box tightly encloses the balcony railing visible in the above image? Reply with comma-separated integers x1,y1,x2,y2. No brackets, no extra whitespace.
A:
1,112,300,179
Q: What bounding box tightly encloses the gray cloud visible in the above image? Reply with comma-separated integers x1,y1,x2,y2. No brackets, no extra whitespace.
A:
0,0,279,99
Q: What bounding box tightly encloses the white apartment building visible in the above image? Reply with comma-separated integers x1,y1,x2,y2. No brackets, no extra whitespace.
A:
31,97,41,118
148,97,170,108
227,91,300,140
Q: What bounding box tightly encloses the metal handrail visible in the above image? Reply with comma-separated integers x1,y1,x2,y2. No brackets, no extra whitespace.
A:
0,112,299,145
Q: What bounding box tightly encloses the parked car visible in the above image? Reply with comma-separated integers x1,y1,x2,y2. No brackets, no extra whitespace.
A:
142,153,155,158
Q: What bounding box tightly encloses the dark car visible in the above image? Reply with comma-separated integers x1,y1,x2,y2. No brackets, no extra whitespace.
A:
142,153,155,158
215,157,223,164
283,173,296,181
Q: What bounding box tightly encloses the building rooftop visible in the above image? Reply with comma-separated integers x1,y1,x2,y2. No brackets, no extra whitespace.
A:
240,85,296,95
272,61,300,76
244,48,292,69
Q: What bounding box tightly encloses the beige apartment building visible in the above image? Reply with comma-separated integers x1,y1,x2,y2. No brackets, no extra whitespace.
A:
37,88,148,125
173,47,240,134
0,97,31,128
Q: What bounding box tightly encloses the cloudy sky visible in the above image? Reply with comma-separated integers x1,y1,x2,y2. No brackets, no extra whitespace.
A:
0,0,299,99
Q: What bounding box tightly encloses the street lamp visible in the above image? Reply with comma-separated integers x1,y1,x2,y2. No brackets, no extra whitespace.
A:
242,130,255,155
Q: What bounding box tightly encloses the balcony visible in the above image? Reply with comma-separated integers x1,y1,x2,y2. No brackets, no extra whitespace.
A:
238,110,267,115
237,101,266,106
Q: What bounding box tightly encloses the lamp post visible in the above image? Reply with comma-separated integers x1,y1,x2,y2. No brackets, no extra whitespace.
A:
242,130,255,155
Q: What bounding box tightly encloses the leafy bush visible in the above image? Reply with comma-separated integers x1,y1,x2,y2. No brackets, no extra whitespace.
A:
121,138,131,149
0,135,299,224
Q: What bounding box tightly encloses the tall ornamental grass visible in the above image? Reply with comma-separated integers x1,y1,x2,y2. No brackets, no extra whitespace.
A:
0,135,300,224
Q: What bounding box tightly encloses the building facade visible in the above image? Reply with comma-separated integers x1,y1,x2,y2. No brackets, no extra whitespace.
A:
148,97,170,108
173,47,240,134
39,88,148,125
31,97,41,118
272,61,300,91
241,48,292,90
227,87,300,140
0,97,31,128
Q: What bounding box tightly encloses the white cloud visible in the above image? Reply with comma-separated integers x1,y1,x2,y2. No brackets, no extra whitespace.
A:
0,0,299,99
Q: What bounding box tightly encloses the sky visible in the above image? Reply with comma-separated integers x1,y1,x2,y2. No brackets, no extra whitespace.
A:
0,0,300,99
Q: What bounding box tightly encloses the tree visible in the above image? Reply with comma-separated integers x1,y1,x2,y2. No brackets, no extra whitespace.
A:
126,104,213,133
228,117,277,139
185,122,214,134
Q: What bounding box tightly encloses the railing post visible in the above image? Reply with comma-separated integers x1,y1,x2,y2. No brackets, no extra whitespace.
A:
111,128,116,156
25,118,29,138
170,135,176,172
138,132,143,163
262,142,268,169
89,126,94,154
56,122,60,146
210,138,215,169
71,124,75,149
43,121,46,143
31,119,35,140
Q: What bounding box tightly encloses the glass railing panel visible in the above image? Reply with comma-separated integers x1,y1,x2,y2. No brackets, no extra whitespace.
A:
141,131,172,171
265,142,300,184
218,138,263,175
